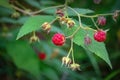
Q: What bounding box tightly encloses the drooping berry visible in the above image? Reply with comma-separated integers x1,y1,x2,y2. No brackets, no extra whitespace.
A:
52,33,66,46
38,52,46,60
94,30,106,42
84,34,92,45
56,8,64,17
113,10,119,22
97,16,106,26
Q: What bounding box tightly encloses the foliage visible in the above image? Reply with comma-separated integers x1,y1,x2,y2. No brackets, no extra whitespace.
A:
0,0,120,80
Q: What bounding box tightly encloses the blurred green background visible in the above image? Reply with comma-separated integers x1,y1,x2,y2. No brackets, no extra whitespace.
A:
0,0,120,80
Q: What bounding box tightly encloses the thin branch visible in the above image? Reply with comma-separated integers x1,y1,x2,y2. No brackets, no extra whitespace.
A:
12,5,64,16
80,11,120,18
30,5,64,15
91,18,99,29
12,5,32,16
68,6,82,27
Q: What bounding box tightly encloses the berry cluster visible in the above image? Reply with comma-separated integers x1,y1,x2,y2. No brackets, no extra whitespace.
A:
28,5,119,71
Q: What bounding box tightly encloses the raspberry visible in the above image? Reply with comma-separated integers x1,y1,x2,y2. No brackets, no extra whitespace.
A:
56,8,64,17
52,33,65,46
97,16,106,26
93,0,101,4
38,52,46,60
94,30,106,42
84,35,92,45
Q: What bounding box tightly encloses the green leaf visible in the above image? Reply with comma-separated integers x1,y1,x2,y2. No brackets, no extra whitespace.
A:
43,68,59,80
67,8,94,16
61,21,112,69
24,0,41,8
0,0,13,10
105,69,120,80
7,41,40,78
16,15,55,39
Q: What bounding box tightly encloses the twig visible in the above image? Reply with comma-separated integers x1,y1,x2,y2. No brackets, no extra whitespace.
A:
30,5,64,15
12,5,32,16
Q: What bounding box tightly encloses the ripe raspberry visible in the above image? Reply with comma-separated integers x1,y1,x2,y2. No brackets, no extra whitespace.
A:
94,30,106,42
38,52,46,60
97,16,106,26
52,33,65,46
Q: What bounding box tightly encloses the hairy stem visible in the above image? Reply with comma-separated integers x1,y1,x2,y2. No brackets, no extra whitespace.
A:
71,39,75,64
12,5,33,16
30,5,64,15
91,18,99,29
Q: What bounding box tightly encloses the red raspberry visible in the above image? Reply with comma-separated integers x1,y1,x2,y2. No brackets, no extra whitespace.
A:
38,52,46,60
52,33,65,46
97,16,106,26
94,30,106,42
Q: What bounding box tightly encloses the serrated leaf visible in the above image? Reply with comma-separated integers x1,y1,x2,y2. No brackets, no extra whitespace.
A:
0,0,13,10
61,21,112,68
7,41,40,78
16,15,55,39
67,8,94,16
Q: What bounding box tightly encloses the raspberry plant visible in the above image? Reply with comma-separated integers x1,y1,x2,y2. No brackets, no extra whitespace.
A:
14,0,120,70
1,0,120,78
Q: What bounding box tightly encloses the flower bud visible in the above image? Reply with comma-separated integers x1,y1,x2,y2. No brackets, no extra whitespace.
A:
70,63,80,71
97,16,106,26
62,57,71,66
113,10,119,22
59,17,68,24
67,19,75,28
29,35,39,43
42,22,51,33
11,12,20,18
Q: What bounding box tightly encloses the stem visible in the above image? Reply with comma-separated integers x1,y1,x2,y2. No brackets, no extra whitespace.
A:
66,7,98,39
30,5,64,15
65,7,84,39
80,13,114,18
15,1,26,10
91,18,99,29
33,31,36,37
12,5,33,16
66,39,73,58
68,7,82,27
64,0,69,18
49,17,58,25
12,5,64,16
71,39,75,64
66,47,72,58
